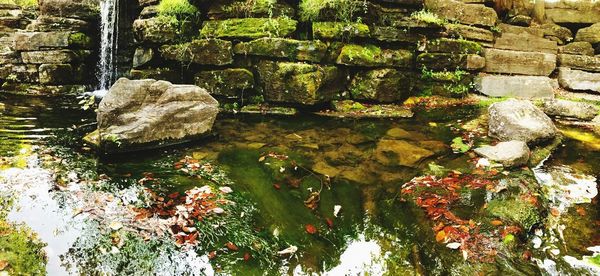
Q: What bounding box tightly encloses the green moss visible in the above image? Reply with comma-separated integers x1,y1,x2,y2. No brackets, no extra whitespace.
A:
337,44,413,67
299,0,367,22
487,199,541,230
233,38,327,62
425,38,482,55
68,32,92,48
312,22,370,40
200,18,297,39
0,196,47,276
157,0,198,18
420,68,472,97
410,10,446,26
0,0,37,8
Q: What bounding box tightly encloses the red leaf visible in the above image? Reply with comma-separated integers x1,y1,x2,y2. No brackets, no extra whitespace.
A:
273,183,281,190
243,252,251,261
305,224,317,234
208,251,217,260
325,218,334,229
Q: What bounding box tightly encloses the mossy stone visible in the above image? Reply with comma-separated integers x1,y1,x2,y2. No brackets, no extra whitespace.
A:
129,67,179,82
416,53,485,70
194,68,254,96
336,44,413,68
160,39,233,65
68,32,93,49
312,22,370,40
349,69,417,102
255,60,344,105
487,199,541,230
234,38,327,62
207,0,295,19
200,18,297,39
424,38,482,54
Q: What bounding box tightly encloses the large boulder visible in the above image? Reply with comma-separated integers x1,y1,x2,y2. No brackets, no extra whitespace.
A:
540,99,599,121
474,141,530,167
488,99,557,144
96,78,219,153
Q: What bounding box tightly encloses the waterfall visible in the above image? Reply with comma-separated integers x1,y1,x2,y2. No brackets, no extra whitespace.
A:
95,0,120,96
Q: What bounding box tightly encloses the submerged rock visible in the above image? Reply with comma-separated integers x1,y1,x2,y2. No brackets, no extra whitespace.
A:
474,141,530,167
488,99,557,144
541,99,599,121
95,78,219,153
374,139,434,168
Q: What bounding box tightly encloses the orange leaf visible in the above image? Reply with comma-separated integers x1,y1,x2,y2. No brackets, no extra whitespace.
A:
243,252,251,261
0,260,8,271
325,218,334,229
225,242,239,251
435,230,446,243
208,251,217,259
550,208,560,217
491,220,503,226
576,207,587,216
305,224,317,234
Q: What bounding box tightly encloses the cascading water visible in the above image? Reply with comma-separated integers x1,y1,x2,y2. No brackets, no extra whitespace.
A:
95,0,120,96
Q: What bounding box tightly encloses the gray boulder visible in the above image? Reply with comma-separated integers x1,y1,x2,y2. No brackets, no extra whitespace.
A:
541,98,599,121
488,99,557,143
96,78,219,153
474,141,530,167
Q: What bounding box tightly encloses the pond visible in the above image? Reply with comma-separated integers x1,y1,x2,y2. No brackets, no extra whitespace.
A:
0,93,599,275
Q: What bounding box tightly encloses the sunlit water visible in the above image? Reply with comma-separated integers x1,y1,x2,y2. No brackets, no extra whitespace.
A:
1,94,599,275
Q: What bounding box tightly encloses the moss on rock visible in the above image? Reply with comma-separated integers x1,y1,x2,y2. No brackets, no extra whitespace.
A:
486,199,541,230
68,32,93,49
336,44,413,68
194,68,254,96
349,69,417,102
233,38,327,62
312,22,370,40
416,53,485,71
200,18,297,39
424,38,482,54
160,39,233,65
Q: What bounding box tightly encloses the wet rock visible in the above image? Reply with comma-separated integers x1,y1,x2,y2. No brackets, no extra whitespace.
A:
559,42,595,56
445,23,494,43
416,53,485,70
132,47,154,68
194,68,254,97
424,0,497,27
592,115,600,135
139,5,158,18
487,199,540,230
39,64,72,85
575,23,600,45
424,38,482,54
488,99,557,143
374,139,434,167
558,54,600,72
312,22,370,40
474,141,530,167
558,67,600,93
540,99,599,121
26,16,90,32
312,160,341,177
233,38,327,62
349,69,416,102
255,60,343,105
160,39,233,66
507,14,531,26
0,83,87,95
474,75,555,99
336,44,413,68
200,18,297,39
483,48,556,76
96,78,219,153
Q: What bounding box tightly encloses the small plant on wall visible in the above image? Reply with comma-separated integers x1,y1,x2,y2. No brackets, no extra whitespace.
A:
299,0,368,23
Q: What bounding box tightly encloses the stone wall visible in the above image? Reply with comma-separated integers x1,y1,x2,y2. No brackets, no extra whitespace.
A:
0,0,100,95
2,0,600,103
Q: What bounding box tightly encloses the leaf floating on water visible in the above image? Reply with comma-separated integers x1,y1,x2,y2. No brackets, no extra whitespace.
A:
435,230,446,242
325,218,334,228
225,242,239,251
277,246,298,256
333,205,342,217
446,242,461,250
243,252,251,261
305,224,317,234
490,220,503,226
304,192,320,210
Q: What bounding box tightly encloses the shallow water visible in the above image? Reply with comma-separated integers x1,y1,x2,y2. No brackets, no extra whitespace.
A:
1,94,599,275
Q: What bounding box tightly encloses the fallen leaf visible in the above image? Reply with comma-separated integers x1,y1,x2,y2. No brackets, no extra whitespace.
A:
304,192,320,210
225,242,239,251
491,220,503,226
277,246,298,256
208,251,217,259
550,208,560,217
446,242,461,249
305,224,317,234
0,260,8,270
576,207,587,216
435,230,446,242
325,218,334,228
273,183,281,190
243,252,251,261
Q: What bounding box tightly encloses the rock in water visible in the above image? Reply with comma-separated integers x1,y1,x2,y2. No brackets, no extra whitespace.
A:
540,99,599,121
474,141,530,167
488,99,557,144
96,78,219,153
